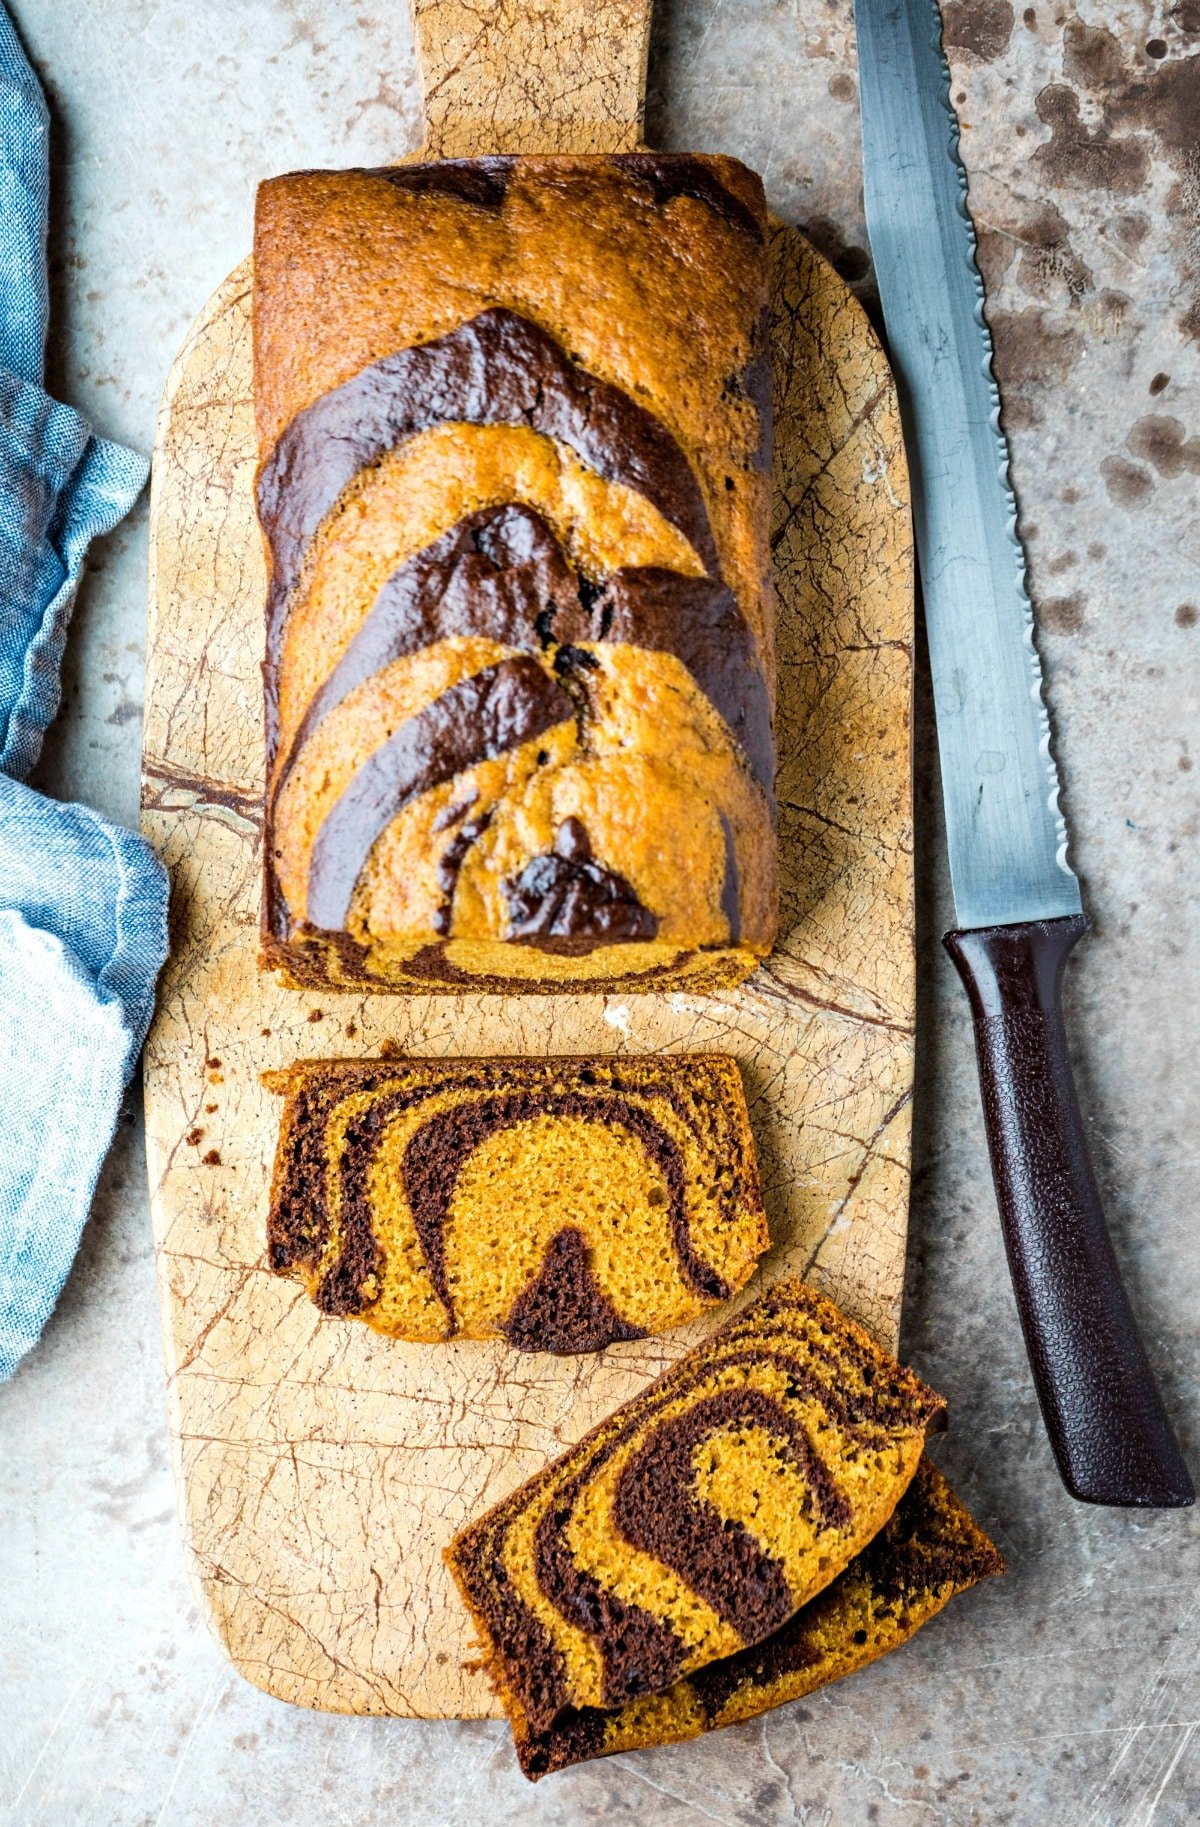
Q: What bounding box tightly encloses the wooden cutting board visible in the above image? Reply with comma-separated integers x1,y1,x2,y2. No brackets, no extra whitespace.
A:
141,0,913,1720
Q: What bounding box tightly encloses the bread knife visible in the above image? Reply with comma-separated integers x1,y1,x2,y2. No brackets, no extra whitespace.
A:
853,0,1192,1505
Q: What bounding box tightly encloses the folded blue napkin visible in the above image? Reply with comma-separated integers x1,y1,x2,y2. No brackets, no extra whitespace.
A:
0,7,167,1381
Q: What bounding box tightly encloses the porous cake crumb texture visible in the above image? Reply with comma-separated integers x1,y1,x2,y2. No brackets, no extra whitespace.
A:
445,1278,949,1746
265,1054,769,1352
523,1457,1004,1777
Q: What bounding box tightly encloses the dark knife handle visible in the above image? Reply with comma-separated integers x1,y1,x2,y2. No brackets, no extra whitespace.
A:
944,914,1192,1507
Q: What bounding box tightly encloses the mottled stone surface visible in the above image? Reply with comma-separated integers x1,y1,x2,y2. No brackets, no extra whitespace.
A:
1,3,1198,1823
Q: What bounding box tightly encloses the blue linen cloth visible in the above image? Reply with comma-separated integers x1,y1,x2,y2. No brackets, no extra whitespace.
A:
0,7,167,1380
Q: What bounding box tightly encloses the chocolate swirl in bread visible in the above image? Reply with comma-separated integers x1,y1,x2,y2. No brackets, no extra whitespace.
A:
304,657,576,931
265,1054,769,1353
517,1458,1004,1778
273,505,773,806
254,154,777,992
258,304,722,671
445,1279,949,1740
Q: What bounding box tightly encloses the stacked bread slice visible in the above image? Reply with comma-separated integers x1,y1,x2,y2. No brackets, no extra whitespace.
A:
445,1277,1001,1777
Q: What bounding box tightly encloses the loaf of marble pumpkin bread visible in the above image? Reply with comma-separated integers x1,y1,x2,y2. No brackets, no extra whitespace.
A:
445,1278,951,1759
499,1456,1003,1777
265,1054,769,1352
254,153,777,993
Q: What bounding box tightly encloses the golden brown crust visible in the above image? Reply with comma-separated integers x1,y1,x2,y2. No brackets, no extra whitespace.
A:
253,155,777,993
253,156,771,647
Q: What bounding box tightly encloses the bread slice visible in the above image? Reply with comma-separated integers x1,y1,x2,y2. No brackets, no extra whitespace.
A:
445,1278,947,1743
520,1457,1003,1777
265,1053,768,1352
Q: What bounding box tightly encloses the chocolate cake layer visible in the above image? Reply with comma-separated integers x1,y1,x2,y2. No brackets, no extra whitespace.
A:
254,153,777,992
265,1054,769,1352
445,1278,948,1742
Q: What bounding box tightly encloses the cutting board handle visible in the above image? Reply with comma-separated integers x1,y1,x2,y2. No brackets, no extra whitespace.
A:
412,0,653,157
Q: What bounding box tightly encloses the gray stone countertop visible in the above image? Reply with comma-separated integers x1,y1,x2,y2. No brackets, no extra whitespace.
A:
1,3,1197,1823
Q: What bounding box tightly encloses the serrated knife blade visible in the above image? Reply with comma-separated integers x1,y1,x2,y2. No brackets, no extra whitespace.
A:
855,0,1078,929
853,0,1192,1507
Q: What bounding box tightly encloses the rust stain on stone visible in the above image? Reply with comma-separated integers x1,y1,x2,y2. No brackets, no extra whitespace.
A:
1039,591,1086,634
1100,454,1154,508
1112,210,1151,251
1017,200,1093,300
1062,19,1126,87
1032,22,1200,339
987,305,1083,427
1126,413,1200,477
943,0,1016,61
1031,85,1151,194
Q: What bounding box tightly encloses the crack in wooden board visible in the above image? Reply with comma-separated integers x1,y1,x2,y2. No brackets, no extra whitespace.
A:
413,0,653,155
141,224,914,1719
